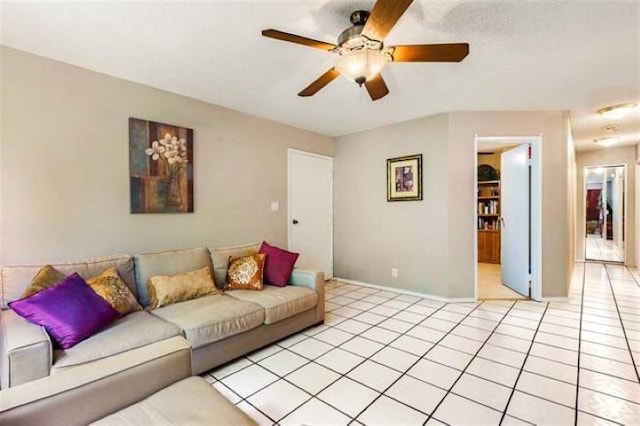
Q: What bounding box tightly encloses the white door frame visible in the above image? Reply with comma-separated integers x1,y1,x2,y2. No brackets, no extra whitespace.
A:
474,136,543,301
287,149,334,278
582,163,627,263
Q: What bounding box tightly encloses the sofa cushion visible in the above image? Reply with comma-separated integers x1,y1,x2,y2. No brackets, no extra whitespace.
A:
1,255,135,309
91,377,257,425
134,247,212,307
227,285,318,325
9,273,120,349
150,295,265,349
52,310,182,369
209,242,261,289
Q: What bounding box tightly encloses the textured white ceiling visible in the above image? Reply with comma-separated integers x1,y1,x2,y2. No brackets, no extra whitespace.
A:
1,0,639,151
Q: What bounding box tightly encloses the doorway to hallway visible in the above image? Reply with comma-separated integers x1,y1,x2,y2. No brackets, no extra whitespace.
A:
584,165,626,263
475,136,542,301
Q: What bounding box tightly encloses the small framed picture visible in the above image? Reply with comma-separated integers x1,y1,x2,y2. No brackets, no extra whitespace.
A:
387,154,422,202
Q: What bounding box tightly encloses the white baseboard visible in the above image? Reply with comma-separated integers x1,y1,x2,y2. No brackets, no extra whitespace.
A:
334,277,477,304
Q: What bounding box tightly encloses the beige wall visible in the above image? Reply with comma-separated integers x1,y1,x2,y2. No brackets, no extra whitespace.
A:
575,145,636,265
449,111,571,298
334,111,571,299
0,47,333,264
334,114,451,297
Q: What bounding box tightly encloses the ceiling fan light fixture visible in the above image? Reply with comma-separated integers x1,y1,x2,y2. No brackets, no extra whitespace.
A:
336,49,388,86
597,103,637,120
594,137,619,147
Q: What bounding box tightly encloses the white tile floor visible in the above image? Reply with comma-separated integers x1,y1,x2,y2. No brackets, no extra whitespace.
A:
586,235,624,262
203,262,640,425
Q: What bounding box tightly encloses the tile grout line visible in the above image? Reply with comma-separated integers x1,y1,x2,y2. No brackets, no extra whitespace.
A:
344,301,490,424
603,264,640,384
206,282,404,424
622,264,640,289
233,285,447,424
214,277,640,425
343,276,640,417
498,302,550,425
423,301,519,424
574,260,587,426
302,297,454,421
276,295,438,423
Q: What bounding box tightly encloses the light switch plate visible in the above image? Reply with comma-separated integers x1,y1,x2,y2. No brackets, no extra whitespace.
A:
270,201,279,212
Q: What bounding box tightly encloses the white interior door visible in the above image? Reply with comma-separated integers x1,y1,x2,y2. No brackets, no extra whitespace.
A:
288,150,333,279
612,168,624,251
501,144,530,297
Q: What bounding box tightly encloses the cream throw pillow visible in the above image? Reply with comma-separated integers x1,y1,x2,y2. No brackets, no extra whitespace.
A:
147,266,218,309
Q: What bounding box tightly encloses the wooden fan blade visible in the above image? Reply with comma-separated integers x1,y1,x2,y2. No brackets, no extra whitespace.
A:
362,0,414,41
391,43,470,62
364,74,389,101
262,29,336,51
298,68,340,97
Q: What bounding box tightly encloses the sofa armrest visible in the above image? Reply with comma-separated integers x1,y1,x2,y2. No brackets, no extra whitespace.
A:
0,336,191,426
1,309,52,389
289,269,325,324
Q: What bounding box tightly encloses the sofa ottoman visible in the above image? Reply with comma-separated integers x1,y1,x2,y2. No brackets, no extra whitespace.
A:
92,376,256,425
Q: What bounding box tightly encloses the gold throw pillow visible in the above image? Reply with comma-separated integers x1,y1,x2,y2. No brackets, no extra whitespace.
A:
21,265,65,299
86,267,142,316
226,253,265,291
147,266,218,310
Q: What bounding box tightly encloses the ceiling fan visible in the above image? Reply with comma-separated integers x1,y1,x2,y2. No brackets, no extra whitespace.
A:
261,0,469,101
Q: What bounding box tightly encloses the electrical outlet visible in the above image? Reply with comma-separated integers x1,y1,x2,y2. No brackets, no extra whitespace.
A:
391,268,398,278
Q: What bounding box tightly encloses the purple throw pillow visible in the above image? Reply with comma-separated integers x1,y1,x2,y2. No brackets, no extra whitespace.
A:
259,241,299,287
9,273,119,349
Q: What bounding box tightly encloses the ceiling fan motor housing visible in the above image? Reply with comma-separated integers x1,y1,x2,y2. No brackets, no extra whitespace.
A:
338,10,374,49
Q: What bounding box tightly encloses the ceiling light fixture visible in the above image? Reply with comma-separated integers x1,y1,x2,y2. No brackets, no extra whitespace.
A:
594,137,619,147
336,48,388,86
333,11,390,87
597,103,637,120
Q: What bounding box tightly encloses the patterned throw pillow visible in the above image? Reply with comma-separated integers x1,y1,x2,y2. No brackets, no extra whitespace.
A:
147,266,219,310
226,253,266,291
86,267,142,316
21,265,66,299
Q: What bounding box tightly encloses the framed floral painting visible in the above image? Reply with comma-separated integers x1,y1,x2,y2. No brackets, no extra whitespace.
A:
129,118,194,213
387,154,422,202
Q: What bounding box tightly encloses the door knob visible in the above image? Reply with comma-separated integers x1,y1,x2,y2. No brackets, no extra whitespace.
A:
292,219,299,224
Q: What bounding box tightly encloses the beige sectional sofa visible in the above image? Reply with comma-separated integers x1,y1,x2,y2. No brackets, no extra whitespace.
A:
0,243,324,425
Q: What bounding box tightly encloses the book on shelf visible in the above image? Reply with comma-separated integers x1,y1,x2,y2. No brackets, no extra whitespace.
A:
477,200,499,215
478,217,500,231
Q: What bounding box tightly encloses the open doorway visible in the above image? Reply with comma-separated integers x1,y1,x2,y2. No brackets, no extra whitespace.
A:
474,136,542,301
584,165,626,263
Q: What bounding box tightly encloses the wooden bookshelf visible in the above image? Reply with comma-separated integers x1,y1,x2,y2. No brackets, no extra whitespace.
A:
478,180,500,263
